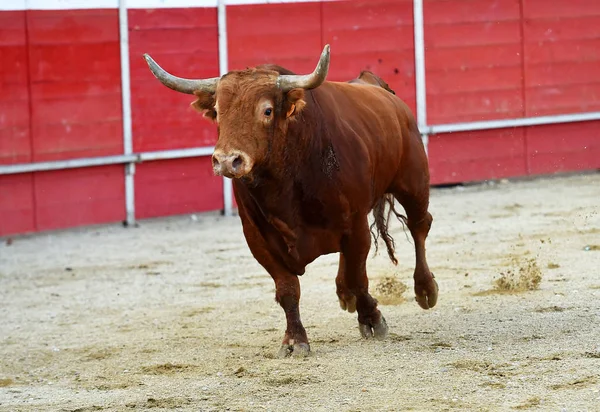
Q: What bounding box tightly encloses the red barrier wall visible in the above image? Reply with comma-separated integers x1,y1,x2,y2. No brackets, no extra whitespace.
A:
0,0,598,237
128,7,223,219
425,0,600,184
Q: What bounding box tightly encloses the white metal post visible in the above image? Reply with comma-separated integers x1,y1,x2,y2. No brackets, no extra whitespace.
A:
119,0,136,226
218,0,233,217
413,0,429,155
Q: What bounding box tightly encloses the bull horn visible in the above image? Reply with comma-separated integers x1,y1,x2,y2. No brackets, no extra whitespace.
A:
277,44,330,92
143,54,219,95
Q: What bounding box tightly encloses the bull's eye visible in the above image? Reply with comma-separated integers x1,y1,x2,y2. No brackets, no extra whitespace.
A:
264,108,272,117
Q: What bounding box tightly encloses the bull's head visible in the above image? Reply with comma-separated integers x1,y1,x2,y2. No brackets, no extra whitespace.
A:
143,45,331,179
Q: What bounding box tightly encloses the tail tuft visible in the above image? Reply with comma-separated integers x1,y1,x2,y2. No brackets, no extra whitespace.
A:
370,194,408,265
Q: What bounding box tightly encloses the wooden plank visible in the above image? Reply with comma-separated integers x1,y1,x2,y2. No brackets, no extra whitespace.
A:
28,43,121,83
27,9,119,44
0,11,30,166
0,102,32,165
523,16,600,42
524,39,600,65
128,7,217,30
128,7,219,152
227,2,322,72
428,128,527,185
31,121,123,161
135,157,223,219
27,9,123,161
323,0,413,31
0,174,35,237
34,165,125,232
425,21,521,49
426,0,520,24
522,0,600,19
427,90,524,124
525,83,600,116
424,0,524,124
525,61,599,88
526,121,600,175
427,66,523,95
322,0,415,112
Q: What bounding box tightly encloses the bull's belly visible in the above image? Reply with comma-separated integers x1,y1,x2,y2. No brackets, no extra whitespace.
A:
295,226,342,269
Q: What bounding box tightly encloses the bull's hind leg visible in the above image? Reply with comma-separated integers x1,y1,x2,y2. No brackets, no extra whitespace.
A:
392,168,438,310
335,254,357,313
340,216,388,340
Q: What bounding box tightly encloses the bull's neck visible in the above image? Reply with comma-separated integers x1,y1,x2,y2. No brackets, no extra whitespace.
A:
268,99,329,180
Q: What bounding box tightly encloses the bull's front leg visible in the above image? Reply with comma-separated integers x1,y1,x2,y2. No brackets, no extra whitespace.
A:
272,271,310,358
237,213,310,357
340,217,389,340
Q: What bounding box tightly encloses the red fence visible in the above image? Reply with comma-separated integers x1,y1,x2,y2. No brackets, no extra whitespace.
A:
1,0,599,237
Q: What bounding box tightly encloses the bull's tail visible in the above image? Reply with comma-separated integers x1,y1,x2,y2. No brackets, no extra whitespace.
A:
369,194,408,265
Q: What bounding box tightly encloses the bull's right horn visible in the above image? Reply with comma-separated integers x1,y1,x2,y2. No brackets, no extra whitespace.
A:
143,54,219,95
277,44,330,92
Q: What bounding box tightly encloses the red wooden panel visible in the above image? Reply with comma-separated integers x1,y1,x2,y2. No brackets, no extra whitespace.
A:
0,174,35,237
525,61,600,88
28,43,122,83
523,17,600,43
34,165,124,232
322,0,416,112
426,0,520,24
524,39,600,66
0,10,31,166
526,121,600,175
428,128,527,185
427,66,523,95
426,44,522,71
427,90,524,124
425,21,522,49
526,83,600,116
0,102,31,165
31,121,124,161
424,0,524,124
522,0,600,19
27,9,120,44
523,4,600,116
227,2,322,72
27,9,123,161
128,8,219,152
135,157,223,219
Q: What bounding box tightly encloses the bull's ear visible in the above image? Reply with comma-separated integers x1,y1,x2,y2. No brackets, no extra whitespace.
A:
284,88,306,119
191,90,217,121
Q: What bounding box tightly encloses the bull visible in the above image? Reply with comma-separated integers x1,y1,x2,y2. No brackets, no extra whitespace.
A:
143,45,438,357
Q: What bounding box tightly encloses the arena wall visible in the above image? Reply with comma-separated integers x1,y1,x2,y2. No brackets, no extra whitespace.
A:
1,0,599,236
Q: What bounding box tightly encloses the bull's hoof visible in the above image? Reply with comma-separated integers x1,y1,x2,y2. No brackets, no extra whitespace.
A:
415,275,439,310
277,342,311,358
338,295,357,313
358,316,388,341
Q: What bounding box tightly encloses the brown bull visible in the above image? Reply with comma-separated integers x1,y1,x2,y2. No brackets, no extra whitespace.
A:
144,45,438,357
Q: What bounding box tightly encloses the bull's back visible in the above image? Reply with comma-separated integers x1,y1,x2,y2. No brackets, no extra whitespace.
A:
311,81,414,203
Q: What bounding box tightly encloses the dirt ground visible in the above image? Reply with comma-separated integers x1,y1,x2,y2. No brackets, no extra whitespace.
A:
1,172,599,411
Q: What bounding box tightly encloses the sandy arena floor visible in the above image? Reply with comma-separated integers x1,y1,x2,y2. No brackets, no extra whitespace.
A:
1,172,599,411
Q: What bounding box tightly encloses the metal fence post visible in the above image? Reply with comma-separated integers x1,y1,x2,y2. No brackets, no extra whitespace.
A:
119,0,136,226
218,0,233,217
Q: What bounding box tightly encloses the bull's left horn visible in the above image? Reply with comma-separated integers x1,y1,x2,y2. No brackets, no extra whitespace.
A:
277,44,330,92
143,54,219,95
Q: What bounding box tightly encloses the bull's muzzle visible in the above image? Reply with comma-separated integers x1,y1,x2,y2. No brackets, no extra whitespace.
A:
212,150,252,179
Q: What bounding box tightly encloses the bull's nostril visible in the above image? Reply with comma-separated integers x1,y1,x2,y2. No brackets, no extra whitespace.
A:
231,156,243,171
212,156,220,168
